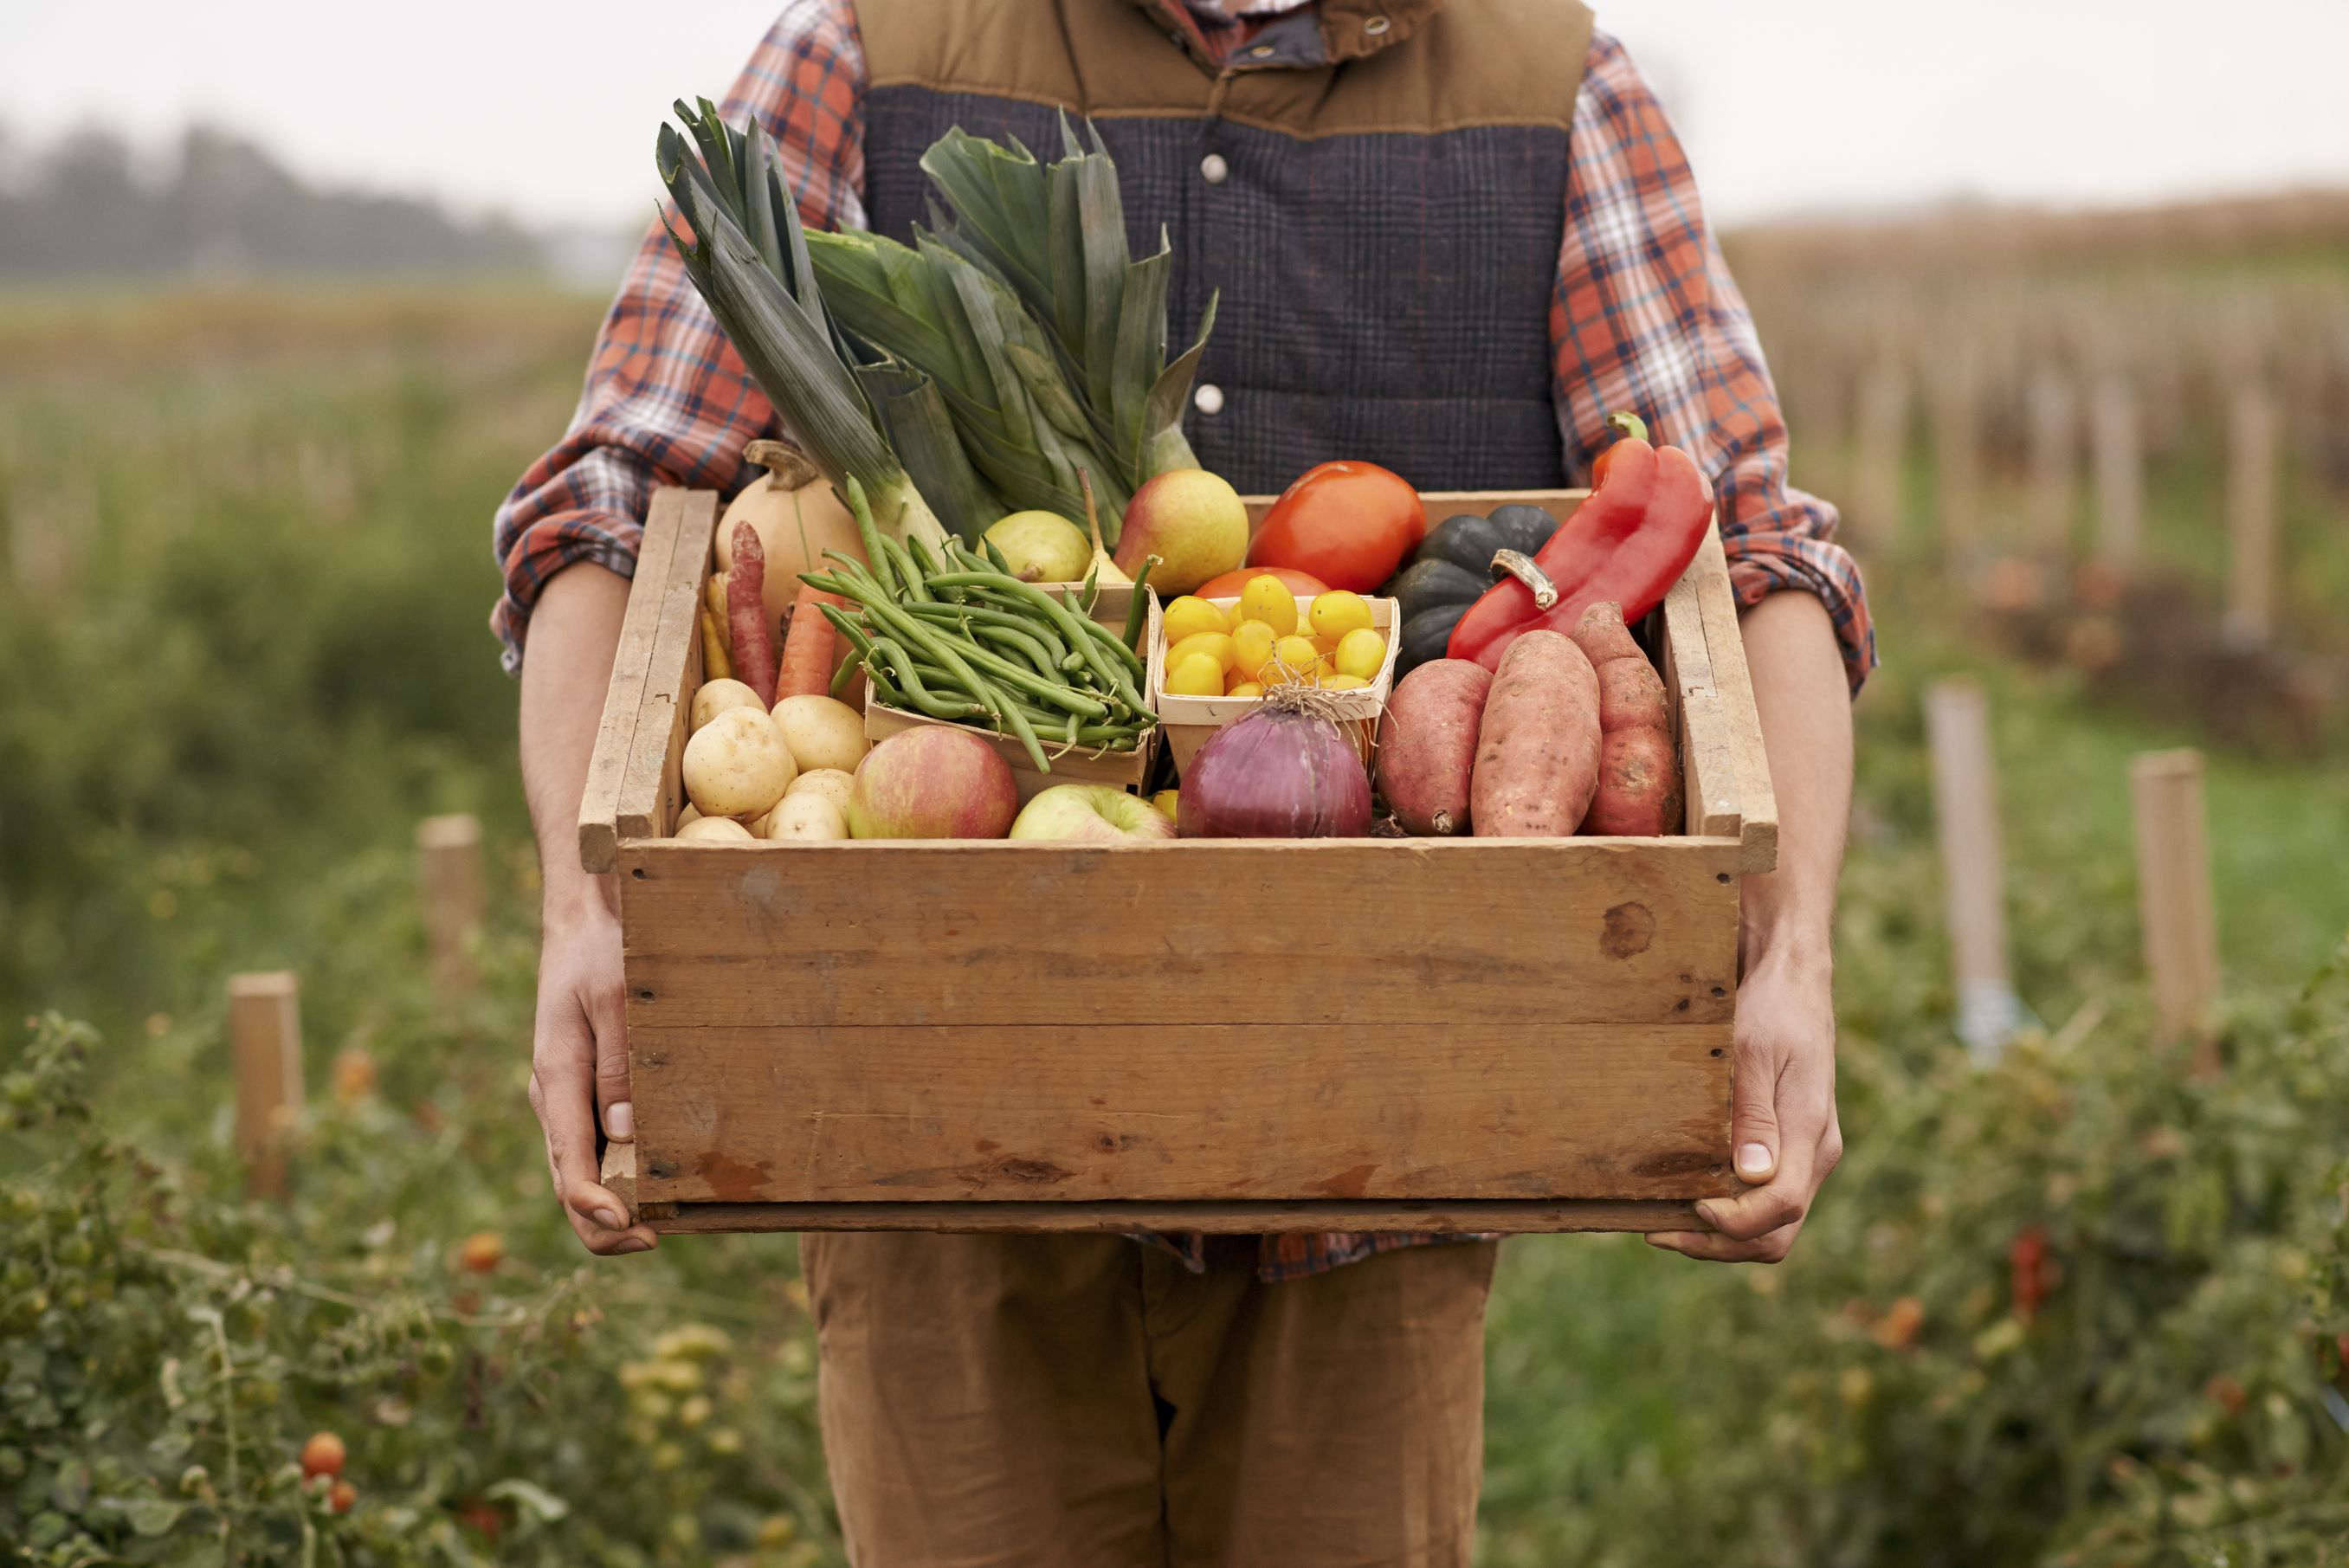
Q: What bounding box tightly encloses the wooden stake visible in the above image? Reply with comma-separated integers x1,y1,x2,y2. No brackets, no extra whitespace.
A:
2129,749,2221,1072
2026,370,2077,563
1848,360,1907,555
1931,358,1982,576
2222,382,2279,650
228,971,303,1198
416,813,484,1001
1924,677,2022,1062
2090,376,2142,572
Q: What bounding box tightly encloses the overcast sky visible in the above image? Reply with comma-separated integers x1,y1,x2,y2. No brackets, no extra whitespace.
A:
4,1,2346,230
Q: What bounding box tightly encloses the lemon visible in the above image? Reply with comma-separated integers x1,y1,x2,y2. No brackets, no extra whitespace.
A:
1160,596,1228,646
1308,590,1373,641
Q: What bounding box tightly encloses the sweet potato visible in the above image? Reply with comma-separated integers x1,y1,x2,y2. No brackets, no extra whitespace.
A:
1375,659,1493,836
1570,601,1682,836
1470,629,1601,837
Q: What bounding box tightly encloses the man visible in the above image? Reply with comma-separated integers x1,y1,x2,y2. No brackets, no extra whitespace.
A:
498,1,1873,1560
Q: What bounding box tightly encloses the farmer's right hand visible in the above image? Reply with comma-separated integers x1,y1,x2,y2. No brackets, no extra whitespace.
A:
528,898,658,1256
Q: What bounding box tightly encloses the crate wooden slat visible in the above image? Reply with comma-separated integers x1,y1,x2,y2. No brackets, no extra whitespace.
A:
583,486,1779,1234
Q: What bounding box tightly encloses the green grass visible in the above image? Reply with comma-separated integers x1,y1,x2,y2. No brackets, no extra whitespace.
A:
4,287,2347,1566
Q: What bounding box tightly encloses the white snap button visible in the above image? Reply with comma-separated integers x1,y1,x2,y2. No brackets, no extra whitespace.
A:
1364,14,1391,33
1194,384,1225,416
1200,153,1229,184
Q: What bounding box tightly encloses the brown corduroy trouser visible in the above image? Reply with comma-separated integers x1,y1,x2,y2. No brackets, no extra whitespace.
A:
799,1232,1500,1568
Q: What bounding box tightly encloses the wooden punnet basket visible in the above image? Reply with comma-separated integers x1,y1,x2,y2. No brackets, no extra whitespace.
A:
582,487,1777,1236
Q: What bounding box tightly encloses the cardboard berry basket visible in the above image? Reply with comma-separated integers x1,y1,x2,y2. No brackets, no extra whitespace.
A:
580,487,1776,1237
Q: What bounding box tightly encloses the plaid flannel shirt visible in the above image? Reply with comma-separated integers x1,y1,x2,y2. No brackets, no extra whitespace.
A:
494,0,1875,1284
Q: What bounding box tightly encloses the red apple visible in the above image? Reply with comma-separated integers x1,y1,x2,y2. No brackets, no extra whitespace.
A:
846,727,1018,840
1010,784,1178,843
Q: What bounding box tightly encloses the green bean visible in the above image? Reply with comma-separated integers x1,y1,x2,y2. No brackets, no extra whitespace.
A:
867,639,985,720
900,601,1073,667
1122,555,1159,653
862,595,1106,718
923,571,1148,699
981,536,1015,575
972,624,1064,683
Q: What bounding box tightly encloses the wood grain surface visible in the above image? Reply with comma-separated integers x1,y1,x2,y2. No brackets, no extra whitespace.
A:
1687,521,1780,873
617,835,1741,1029
636,1197,1711,1235
626,1019,1733,1204
617,490,717,844
578,488,686,874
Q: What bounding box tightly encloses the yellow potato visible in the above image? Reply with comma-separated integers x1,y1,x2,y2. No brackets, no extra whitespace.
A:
690,677,765,734
676,803,703,829
675,815,755,843
770,694,871,774
683,706,797,819
785,768,856,810
765,793,848,842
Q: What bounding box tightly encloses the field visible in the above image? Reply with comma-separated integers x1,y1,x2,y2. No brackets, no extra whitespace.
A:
3,278,2348,1566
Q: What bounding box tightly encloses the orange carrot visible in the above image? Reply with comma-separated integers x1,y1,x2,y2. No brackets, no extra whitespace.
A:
775,583,851,700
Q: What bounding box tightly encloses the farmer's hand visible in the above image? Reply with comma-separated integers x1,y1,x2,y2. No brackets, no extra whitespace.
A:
1647,589,1853,1265
528,900,657,1256
1646,949,1840,1261
516,560,655,1257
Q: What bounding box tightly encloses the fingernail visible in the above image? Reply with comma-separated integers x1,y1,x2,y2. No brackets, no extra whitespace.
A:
603,1102,635,1140
593,1208,624,1230
615,1237,652,1255
1737,1143,1772,1177
1694,1203,1718,1229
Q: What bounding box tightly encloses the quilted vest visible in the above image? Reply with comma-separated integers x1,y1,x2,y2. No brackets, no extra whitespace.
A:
852,0,1594,494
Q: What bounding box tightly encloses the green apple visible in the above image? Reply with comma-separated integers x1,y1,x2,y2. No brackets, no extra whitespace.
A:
984,510,1092,583
1009,784,1178,843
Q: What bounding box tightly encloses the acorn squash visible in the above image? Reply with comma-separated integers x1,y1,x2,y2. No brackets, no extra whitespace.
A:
1383,506,1562,677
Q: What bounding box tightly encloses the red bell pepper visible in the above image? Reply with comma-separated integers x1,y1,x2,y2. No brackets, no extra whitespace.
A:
1446,414,1715,671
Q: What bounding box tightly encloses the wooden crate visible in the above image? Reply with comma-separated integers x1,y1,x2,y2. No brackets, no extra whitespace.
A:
580,486,1778,1236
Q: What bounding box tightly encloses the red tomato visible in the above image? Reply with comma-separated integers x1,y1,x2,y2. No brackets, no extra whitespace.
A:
300,1431,347,1481
1194,565,1330,600
1245,461,1425,594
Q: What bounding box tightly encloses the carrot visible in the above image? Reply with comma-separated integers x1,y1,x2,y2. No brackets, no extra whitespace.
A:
775,582,851,700
727,522,778,707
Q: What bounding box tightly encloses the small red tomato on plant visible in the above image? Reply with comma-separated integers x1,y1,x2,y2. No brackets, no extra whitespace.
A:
328,1479,358,1514
459,1232,503,1274
1246,461,1425,594
300,1431,346,1481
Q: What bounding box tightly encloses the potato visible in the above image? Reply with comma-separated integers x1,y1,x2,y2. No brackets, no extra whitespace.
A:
675,815,755,843
1570,602,1682,836
1470,630,1601,837
785,767,857,810
691,677,765,734
765,792,848,842
682,706,797,819
1374,659,1493,836
676,803,703,829
770,694,869,774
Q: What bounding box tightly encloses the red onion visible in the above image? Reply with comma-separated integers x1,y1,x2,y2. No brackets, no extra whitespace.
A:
1176,686,1372,838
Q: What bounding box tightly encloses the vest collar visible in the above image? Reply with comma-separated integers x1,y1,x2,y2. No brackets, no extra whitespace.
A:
1127,0,1442,74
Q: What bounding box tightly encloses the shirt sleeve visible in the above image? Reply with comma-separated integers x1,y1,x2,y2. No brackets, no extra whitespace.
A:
1551,31,1877,694
488,0,870,674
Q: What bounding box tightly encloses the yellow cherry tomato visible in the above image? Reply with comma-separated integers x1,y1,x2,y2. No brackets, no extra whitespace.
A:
1166,652,1224,696
1223,599,1251,634
1321,673,1371,691
1308,590,1374,642
1269,635,1322,684
1160,596,1228,646
1229,620,1277,681
1310,633,1339,656
1237,576,1300,637
1334,627,1387,681
1151,789,1179,820
1224,675,1265,699
1165,630,1237,674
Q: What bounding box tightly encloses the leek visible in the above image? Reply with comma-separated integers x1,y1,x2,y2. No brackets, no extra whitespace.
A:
921,118,1219,512
655,99,950,551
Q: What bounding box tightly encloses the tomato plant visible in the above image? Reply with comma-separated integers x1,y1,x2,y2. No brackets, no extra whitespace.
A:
1245,461,1425,593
